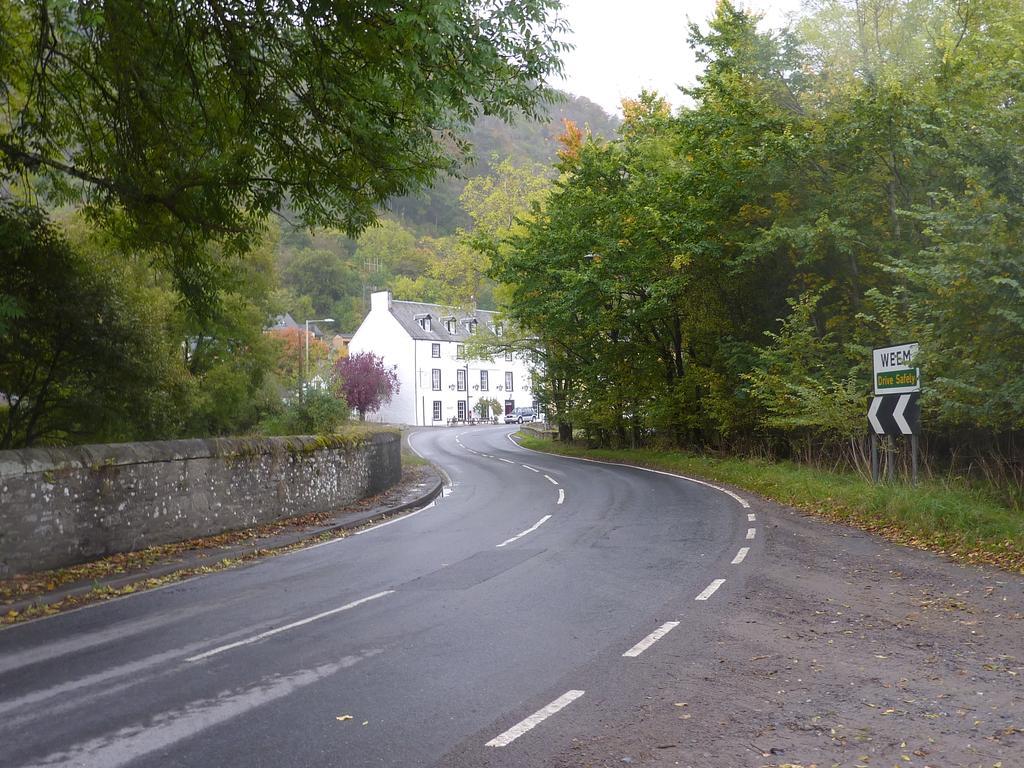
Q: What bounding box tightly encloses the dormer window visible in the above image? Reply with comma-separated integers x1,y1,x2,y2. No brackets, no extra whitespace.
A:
495,324,503,337
445,318,457,334
465,319,478,335
415,314,431,331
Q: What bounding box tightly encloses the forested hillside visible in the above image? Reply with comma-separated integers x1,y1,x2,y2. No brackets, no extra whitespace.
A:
389,93,618,233
275,91,619,332
492,0,1024,502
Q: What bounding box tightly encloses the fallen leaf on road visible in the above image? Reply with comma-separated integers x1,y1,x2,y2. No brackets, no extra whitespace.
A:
336,715,353,722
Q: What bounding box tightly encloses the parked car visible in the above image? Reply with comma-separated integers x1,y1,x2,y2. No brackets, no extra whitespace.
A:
504,407,537,424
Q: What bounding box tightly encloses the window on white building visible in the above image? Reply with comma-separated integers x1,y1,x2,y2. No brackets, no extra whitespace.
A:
457,400,467,421
504,351,513,362
505,371,513,391
457,369,466,391
432,369,441,391
446,318,456,334
431,343,440,358
416,315,431,331
432,401,442,421
456,344,465,359
480,370,488,391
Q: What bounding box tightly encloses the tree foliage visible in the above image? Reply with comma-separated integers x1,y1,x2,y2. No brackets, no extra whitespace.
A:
0,203,184,447
0,0,569,311
334,352,399,421
493,0,1024,489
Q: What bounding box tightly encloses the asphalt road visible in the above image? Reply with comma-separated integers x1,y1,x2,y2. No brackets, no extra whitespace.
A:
0,425,759,768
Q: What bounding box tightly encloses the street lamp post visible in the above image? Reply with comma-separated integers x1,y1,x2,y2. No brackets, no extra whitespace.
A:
304,317,334,395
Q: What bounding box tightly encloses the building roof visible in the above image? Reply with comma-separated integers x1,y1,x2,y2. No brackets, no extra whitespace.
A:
269,313,301,331
389,299,500,342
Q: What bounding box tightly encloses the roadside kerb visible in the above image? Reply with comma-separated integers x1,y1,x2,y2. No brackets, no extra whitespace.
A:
2,470,444,620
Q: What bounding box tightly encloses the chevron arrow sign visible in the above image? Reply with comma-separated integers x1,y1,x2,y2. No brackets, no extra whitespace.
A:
868,393,920,436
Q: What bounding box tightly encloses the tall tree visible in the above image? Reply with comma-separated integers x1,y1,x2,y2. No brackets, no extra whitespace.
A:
0,0,569,310
0,203,185,447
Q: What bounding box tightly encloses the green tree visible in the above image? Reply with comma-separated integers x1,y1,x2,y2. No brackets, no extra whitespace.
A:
0,203,186,447
281,249,361,320
0,0,569,311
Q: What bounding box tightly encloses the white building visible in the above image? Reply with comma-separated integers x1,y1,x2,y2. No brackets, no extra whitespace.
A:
348,291,535,426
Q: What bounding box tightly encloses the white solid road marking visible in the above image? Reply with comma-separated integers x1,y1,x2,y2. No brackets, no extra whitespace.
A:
185,591,393,662
509,432,750,508
496,515,552,548
622,621,680,658
747,513,756,522
557,489,565,505
350,502,437,537
544,474,559,485
521,464,540,473
485,690,585,747
499,458,515,464
731,547,750,565
746,528,756,540
695,579,726,601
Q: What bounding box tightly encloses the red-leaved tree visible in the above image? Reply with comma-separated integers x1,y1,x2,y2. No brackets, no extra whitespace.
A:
333,352,399,421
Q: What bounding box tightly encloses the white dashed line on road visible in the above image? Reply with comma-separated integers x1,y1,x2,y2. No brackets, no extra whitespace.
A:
185,591,393,662
544,474,558,485
695,579,726,601
622,621,680,658
731,547,750,565
496,515,551,548
557,489,565,505
746,528,756,540
485,690,585,747
499,458,515,464
521,464,540,473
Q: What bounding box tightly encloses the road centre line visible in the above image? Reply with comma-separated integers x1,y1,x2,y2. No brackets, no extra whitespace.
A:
622,621,680,658
499,457,515,464
731,547,750,565
746,528,756,540
496,515,552,548
544,474,559,485
695,579,726,601
747,513,756,522
508,432,750,509
185,591,393,662
557,488,565,505
521,464,540,472
485,690,585,747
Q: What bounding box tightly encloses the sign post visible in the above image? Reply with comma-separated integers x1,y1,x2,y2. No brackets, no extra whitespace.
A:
869,343,921,484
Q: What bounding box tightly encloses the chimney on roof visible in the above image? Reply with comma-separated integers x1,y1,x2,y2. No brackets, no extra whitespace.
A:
370,290,392,311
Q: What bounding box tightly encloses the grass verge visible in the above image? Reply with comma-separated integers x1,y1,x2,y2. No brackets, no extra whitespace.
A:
518,435,1024,574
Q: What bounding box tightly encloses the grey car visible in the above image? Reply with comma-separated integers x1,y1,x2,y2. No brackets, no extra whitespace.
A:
504,407,536,424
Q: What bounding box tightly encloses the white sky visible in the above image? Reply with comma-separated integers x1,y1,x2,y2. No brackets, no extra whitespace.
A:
555,0,806,115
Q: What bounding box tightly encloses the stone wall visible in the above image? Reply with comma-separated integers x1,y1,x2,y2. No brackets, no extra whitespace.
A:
0,431,401,577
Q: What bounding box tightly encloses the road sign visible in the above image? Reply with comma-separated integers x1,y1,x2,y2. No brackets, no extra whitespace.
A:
868,393,920,435
873,342,920,395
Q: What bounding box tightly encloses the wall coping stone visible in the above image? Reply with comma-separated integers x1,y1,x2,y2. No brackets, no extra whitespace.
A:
0,431,399,480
